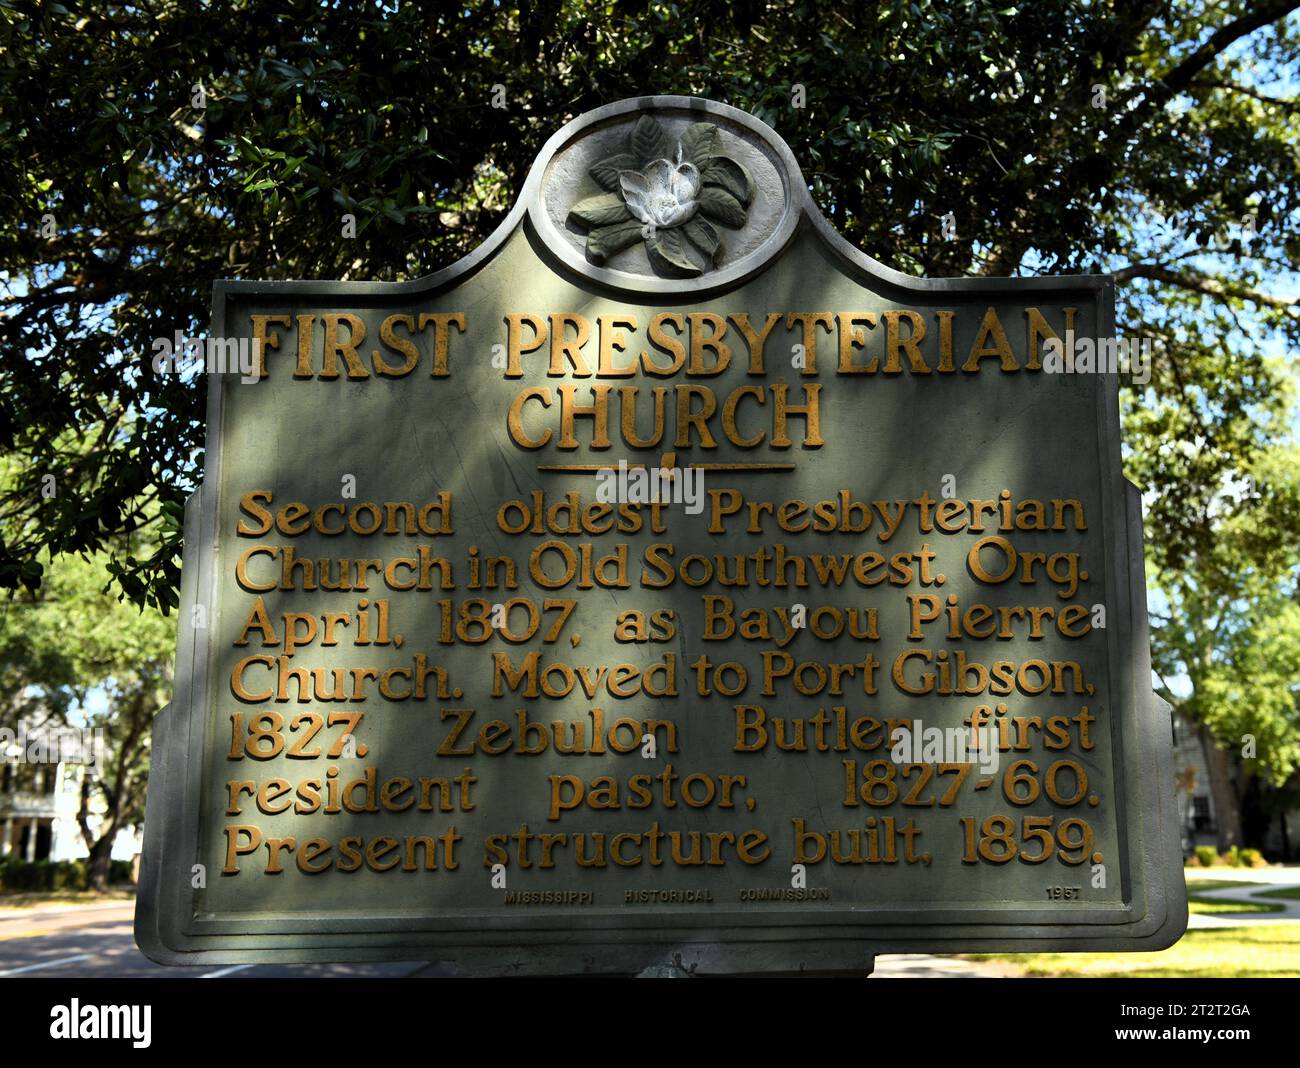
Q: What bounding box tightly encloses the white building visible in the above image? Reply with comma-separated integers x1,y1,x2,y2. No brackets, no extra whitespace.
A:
0,723,141,864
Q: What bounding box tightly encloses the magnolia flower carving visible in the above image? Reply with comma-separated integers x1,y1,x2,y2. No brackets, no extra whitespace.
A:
567,116,756,277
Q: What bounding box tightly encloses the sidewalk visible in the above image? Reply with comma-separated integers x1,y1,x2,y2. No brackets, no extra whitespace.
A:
872,954,1014,977
0,900,136,941
1188,864,1300,929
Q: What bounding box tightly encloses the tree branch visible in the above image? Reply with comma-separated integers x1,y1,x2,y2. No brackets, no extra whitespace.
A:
1114,263,1299,318
1159,2,1300,101
1194,77,1300,113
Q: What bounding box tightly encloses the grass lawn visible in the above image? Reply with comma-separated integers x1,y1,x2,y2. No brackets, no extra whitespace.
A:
965,924,1300,977
1254,885,1300,902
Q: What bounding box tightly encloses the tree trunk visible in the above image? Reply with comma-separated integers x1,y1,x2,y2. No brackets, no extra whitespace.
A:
1200,724,1243,851
87,835,114,892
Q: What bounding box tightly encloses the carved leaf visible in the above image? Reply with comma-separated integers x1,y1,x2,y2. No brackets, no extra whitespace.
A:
590,153,637,191
700,155,755,206
568,192,633,228
646,228,702,277
631,115,671,165
680,122,721,166
682,217,721,262
586,220,644,263
696,186,747,228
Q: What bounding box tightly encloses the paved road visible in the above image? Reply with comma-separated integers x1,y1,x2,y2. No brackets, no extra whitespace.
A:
0,904,433,977
0,901,1007,977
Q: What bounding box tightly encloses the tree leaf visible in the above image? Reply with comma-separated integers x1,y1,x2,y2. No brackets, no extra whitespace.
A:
568,192,633,227
646,228,701,277
631,115,671,165
680,122,721,166
696,186,747,228
590,153,637,191
586,220,644,262
682,217,721,261
700,155,755,206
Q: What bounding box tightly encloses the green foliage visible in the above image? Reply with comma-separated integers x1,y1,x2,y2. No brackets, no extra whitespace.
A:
0,855,134,893
1195,845,1220,867
1151,437,1300,789
0,533,174,870
0,0,1296,608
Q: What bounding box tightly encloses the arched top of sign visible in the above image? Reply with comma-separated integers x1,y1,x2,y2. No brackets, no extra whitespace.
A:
214,95,1108,302
526,96,804,295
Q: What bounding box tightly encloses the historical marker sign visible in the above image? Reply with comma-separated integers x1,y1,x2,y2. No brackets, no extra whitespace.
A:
137,96,1187,974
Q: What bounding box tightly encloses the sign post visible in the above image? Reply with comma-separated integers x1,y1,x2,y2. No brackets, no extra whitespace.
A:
137,96,1187,974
